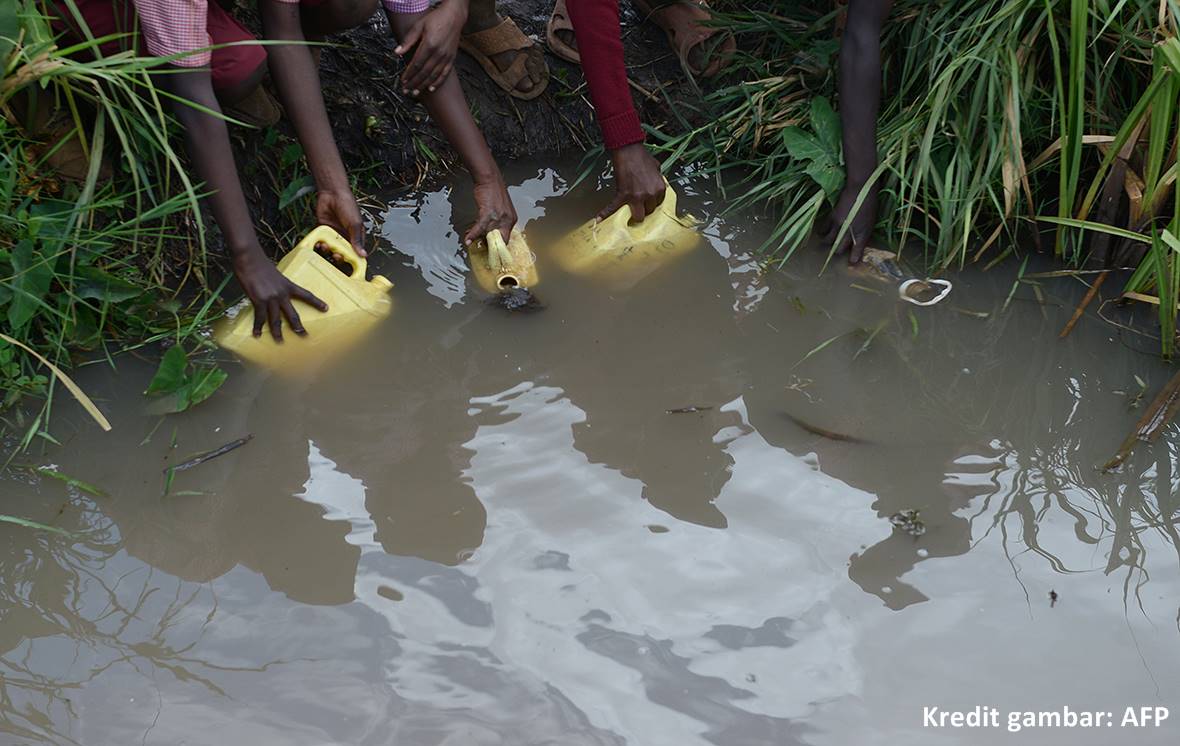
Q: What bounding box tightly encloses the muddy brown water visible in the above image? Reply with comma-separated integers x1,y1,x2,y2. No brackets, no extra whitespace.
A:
3,163,1180,745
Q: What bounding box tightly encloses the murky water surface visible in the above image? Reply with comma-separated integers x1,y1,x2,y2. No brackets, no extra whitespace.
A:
4,164,1180,745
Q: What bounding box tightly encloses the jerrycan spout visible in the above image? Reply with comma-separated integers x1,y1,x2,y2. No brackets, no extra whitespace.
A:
470,228,538,294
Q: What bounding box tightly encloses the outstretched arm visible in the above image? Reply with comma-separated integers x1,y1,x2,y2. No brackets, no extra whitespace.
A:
825,0,892,263
164,70,327,340
259,0,368,256
566,0,666,222
387,7,516,243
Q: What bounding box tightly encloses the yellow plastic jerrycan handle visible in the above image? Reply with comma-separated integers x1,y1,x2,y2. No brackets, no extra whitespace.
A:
295,225,372,282
554,183,698,284
602,182,679,234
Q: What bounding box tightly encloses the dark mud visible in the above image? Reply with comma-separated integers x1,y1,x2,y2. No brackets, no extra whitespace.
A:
231,0,700,268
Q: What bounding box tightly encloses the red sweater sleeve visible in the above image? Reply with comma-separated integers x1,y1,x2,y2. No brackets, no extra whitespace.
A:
566,0,645,150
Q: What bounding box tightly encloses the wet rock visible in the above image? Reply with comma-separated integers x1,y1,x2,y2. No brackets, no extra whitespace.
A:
889,509,926,537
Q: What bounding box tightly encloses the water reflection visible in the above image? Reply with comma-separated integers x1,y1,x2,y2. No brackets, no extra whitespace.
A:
2,163,1180,744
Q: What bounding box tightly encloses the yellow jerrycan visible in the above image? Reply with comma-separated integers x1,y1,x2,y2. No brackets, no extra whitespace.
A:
468,228,538,293
214,226,393,368
554,183,699,288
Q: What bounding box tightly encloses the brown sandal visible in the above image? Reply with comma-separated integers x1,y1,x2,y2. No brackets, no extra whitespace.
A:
632,0,735,80
459,18,550,101
546,0,580,64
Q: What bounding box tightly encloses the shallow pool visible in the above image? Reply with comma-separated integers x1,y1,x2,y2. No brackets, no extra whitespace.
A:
2,163,1179,745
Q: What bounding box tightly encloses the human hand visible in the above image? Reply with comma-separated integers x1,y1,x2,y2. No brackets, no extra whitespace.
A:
233,249,328,341
599,142,666,223
821,181,879,264
395,0,468,96
315,188,367,259
464,177,517,245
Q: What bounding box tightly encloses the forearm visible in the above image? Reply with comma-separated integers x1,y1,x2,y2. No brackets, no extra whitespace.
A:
419,75,500,182
164,72,262,259
566,0,644,150
840,0,891,186
387,10,499,184
260,2,351,193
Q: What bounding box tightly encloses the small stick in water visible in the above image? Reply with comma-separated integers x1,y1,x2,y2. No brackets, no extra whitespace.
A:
782,412,868,444
1102,369,1180,471
666,406,713,414
167,435,254,474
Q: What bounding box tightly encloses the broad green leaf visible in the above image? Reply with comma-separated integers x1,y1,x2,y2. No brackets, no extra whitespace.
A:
810,97,842,156
781,127,826,163
7,240,55,332
805,159,845,201
278,174,316,211
145,345,188,396
172,364,228,412
279,142,305,170
74,267,143,303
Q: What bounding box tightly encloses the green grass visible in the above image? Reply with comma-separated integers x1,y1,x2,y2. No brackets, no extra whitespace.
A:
1,2,224,457
666,1,1180,354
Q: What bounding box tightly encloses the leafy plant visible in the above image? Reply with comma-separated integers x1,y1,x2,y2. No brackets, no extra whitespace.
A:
144,345,227,413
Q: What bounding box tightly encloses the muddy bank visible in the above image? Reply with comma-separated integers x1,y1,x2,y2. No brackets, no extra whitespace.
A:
236,0,698,230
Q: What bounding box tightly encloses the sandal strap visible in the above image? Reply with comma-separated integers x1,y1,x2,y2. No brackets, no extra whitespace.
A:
462,17,534,55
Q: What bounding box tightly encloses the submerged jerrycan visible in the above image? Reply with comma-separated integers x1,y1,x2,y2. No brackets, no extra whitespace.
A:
215,226,393,368
554,184,699,288
469,228,538,293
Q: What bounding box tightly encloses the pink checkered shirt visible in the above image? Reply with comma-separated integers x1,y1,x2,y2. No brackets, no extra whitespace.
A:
132,0,431,67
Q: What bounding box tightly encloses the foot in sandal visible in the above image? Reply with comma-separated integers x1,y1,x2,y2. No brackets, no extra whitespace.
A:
633,0,736,79
550,0,735,79
546,0,580,63
460,0,549,100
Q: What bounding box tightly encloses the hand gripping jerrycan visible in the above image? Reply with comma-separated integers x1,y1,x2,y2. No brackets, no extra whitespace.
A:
554,184,699,288
215,226,393,368
469,227,538,293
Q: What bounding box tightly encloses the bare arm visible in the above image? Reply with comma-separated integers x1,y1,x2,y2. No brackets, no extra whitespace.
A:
259,0,367,255
388,8,517,243
163,70,327,340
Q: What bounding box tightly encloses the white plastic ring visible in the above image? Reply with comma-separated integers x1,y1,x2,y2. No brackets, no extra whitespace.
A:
899,278,952,306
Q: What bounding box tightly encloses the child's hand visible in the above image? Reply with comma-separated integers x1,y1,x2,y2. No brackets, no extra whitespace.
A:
464,178,516,245
820,181,879,265
600,143,666,223
233,249,328,341
315,188,368,259
395,0,468,96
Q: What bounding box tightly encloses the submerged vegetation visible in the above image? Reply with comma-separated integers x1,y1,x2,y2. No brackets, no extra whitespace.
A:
669,0,1180,355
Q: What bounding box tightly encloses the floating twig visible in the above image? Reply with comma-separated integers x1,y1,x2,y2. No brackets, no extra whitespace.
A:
1059,270,1108,339
166,435,254,474
666,406,712,414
